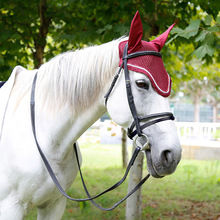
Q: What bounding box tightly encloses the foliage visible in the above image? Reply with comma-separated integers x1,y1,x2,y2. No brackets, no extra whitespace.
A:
214,128,220,140
1,0,219,82
164,3,220,107
170,8,220,64
164,8,220,108
1,1,219,116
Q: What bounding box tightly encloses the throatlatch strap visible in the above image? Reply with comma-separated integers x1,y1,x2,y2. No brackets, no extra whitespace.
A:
30,73,150,210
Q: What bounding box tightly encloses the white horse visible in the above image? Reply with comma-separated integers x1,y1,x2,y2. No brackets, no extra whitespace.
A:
0,12,181,220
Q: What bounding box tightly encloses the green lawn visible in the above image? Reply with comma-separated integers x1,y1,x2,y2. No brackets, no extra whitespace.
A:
25,143,220,220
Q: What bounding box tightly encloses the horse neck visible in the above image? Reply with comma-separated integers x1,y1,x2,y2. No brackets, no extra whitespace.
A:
37,39,120,114
34,40,120,155
34,98,106,154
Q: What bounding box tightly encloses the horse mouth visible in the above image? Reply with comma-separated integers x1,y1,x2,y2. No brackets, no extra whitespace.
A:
145,149,164,178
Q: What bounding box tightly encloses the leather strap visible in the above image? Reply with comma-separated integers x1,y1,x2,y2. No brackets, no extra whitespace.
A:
123,43,142,136
104,62,124,105
127,112,175,139
0,81,6,89
74,143,150,211
124,50,162,59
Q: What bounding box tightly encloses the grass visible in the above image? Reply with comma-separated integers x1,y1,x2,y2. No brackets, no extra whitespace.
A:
25,143,220,220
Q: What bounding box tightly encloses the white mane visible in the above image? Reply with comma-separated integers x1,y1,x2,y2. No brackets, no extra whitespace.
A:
37,39,122,113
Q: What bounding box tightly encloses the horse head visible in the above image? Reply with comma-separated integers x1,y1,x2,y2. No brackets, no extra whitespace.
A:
106,11,182,178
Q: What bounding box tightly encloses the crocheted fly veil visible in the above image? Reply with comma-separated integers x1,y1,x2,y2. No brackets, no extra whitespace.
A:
119,11,175,97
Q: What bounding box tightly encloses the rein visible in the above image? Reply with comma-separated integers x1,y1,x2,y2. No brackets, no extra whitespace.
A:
30,73,150,211
30,43,174,211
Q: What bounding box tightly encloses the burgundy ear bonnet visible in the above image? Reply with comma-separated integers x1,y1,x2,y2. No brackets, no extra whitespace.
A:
119,11,175,97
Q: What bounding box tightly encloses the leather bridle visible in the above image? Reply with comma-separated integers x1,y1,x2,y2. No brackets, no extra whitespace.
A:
30,43,174,211
105,43,174,142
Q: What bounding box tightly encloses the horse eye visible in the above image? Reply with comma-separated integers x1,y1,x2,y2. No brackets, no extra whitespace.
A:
135,80,149,90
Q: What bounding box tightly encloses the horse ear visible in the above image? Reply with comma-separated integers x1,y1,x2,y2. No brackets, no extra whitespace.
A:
150,23,175,52
128,11,143,53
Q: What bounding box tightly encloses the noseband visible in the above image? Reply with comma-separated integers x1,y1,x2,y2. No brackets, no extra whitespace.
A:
105,43,174,142
30,42,175,211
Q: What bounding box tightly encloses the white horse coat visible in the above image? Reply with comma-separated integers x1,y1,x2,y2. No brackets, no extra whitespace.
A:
0,40,121,219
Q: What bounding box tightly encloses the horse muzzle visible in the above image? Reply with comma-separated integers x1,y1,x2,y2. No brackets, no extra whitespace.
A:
144,143,182,178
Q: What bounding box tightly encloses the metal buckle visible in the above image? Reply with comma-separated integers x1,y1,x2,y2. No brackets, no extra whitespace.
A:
134,134,150,150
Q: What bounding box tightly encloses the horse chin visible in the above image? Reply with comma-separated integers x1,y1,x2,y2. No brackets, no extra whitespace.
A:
145,150,164,179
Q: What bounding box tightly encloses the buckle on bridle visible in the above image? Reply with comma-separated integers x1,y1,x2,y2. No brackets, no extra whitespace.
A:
134,134,150,150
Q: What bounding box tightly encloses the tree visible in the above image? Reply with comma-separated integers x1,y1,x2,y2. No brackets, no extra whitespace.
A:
164,39,220,122
126,143,144,220
0,0,131,79
164,4,220,122
204,76,220,122
0,0,51,78
2,0,219,80
169,2,220,64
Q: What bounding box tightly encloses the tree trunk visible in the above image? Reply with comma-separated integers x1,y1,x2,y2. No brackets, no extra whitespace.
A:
212,104,218,123
194,94,200,122
144,0,159,40
125,143,143,220
122,129,129,168
33,0,51,68
33,45,45,68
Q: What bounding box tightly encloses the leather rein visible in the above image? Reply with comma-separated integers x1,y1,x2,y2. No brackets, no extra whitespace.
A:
30,43,174,211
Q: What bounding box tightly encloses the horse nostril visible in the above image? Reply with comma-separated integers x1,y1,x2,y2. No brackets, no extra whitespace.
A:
162,150,173,166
